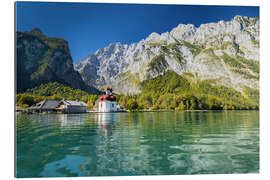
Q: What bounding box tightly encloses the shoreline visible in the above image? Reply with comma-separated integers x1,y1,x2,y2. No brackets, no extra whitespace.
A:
16,109,259,115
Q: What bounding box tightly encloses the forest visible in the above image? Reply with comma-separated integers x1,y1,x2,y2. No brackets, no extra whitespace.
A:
16,71,259,111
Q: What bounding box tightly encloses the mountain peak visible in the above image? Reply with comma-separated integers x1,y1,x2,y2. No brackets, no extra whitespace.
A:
233,15,249,20
170,23,196,42
145,32,161,42
232,15,259,25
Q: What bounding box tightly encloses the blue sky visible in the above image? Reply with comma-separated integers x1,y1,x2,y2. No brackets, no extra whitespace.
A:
16,2,259,63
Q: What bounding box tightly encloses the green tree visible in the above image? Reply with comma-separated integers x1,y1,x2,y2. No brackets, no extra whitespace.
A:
126,99,138,110
17,94,35,107
176,102,185,110
87,100,94,110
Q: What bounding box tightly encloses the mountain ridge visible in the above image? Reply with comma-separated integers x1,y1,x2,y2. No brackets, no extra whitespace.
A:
75,15,259,95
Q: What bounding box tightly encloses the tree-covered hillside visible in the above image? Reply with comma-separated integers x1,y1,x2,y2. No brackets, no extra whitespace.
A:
16,82,99,108
115,70,259,111
135,70,259,110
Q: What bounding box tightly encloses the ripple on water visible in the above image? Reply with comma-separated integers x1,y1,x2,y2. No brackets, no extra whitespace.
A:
16,111,259,177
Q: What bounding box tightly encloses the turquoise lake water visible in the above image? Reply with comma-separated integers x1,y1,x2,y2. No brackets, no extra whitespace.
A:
16,111,259,177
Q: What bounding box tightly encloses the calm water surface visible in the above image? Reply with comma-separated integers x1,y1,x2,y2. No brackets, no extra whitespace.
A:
16,111,259,177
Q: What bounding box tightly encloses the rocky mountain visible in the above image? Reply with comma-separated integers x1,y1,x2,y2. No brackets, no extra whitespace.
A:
16,28,100,94
75,15,259,95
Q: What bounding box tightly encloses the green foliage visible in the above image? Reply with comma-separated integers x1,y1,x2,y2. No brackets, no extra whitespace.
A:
167,43,179,50
251,17,259,24
219,41,232,50
87,101,94,110
221,53,245,69
219,42,239,52
16,94,35,107
45,38,69,53
215,41,244,55
236,55,259,74
137,70,259,110
182,72,195,78
126,99,139,110
138,93,153,108
16,94,45,107
181,40,202,56
172,51,185,65
251,40,259,47
160,45,170,54
148,42,161,47
25,82,89,99
148,54,169,72
118,70,131,79
141,70,190,95
146,48,154,57
175,103,185,110
118,71,140,87
129,73,141,87
30,49,53,81
243,86,259,109
220,54,259,80
202,48,214,54
17,82,99,108
231,69,259,80
161,42,186,65
151,104,159,110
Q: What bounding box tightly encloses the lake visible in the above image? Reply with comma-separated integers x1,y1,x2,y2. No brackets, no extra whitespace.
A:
16,111,259,177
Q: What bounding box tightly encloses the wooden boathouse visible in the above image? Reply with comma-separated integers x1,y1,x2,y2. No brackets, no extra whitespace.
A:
29,99,87,113
28,100,59,113
56,100,87,113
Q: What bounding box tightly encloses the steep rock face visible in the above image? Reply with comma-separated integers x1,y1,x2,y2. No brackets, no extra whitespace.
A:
16,28,99,94
75,16,259,95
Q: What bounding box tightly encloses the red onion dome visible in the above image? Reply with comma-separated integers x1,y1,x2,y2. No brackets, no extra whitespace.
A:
99,94,116,102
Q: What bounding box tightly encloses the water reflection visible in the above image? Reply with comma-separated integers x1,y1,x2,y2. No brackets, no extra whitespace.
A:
55,114,87,127
96,113,117,137
16,111,259,177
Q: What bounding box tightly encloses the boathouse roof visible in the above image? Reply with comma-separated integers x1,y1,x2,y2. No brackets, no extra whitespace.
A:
60,100,87,106
29,100,59,110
